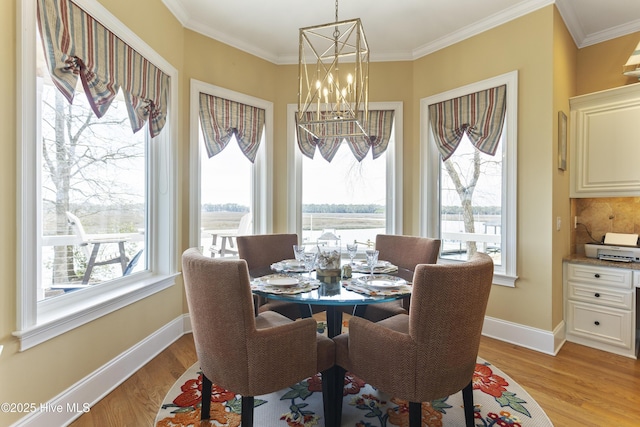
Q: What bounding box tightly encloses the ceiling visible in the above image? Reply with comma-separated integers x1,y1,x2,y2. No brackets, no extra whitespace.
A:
161,0,640,65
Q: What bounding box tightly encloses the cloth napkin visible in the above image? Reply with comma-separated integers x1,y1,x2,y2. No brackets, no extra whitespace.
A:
342,276,411,296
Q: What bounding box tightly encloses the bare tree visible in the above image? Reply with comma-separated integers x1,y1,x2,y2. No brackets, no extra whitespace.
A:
442,144,501,258
41,89,143,284
443,150,480,256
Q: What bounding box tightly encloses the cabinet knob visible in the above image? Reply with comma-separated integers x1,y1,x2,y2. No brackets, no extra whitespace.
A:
594,321,600,326
594,274,600,278
594,293,600,298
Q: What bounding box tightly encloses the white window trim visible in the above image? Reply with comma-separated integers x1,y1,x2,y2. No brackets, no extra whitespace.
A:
419,71,518,287
188,80,274,248
15,0,179,350
286,102,404,237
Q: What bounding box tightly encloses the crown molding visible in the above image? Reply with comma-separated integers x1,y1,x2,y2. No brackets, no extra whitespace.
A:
162,0,640,65
412,0,554,60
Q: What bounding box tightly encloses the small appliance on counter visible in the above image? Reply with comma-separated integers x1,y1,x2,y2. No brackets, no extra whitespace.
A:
584,232,640,262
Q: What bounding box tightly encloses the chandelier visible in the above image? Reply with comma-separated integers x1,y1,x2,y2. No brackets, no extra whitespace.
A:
297,0,369,140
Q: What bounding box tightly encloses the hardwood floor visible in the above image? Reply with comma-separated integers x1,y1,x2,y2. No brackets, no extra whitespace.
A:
69,329,640,427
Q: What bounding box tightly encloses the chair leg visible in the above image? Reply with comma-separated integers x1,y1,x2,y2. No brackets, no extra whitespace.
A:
241,396,254,427
117,241,127,272
201,374,212,420
83,243,101,284
321,367,335,427
462,381,475,427
409,401,421,427
332,366,346,427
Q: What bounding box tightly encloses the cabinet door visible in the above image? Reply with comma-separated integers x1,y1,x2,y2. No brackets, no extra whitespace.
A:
566,300,632,350
571,83,640,197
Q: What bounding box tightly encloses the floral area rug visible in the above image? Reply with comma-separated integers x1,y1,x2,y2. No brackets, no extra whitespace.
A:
155,357,553,427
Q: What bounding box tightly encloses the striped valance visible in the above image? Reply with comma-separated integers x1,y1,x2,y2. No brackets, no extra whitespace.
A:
428,85,507,161
199,93,265,163
37,0,170,138
296,110,395,162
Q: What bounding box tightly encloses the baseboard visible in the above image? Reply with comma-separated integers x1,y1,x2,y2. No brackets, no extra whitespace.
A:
10,314,190,427
482,315,565,356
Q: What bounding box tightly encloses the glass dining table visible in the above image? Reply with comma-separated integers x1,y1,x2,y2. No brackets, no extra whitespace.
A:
249,265,414,338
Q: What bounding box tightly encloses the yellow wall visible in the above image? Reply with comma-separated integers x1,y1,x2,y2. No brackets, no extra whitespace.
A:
0,5,19,423
552,7,578,329
3,0,640,423
577,31,640,95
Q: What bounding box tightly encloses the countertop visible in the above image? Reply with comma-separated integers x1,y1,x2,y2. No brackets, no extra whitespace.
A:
564,254,640,271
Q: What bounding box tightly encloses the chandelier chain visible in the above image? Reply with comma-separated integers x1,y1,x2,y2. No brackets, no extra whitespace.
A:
334,0,340,39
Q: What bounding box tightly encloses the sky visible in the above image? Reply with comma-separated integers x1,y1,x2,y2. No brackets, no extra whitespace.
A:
200,135,387,207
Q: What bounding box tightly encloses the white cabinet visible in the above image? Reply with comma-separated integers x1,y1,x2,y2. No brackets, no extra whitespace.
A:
564,262,638,358
570,83,640,197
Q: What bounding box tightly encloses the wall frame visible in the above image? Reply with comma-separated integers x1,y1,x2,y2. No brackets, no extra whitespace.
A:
558,111,567,171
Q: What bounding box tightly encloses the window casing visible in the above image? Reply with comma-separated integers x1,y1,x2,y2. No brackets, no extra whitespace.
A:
188,80,273,249
420,71,518,286
16,0,178,350
287,102,403,242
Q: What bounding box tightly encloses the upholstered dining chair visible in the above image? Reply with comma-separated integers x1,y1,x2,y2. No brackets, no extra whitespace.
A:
352,234,441,322
332,252,494,427
181,248,336,427
237,233,314,320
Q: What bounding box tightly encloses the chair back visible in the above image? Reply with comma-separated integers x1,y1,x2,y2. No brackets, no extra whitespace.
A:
375,234,441,271
236,233,298,272
66,211,91,258
236,213,253,235
182,248,257,392
409,252,494,399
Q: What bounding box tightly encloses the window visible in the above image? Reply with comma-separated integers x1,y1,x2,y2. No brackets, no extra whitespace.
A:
38,48,148,299
199,135,254,257
288,102,403,248
420,71,518,286
16,0,178,349
189,80,273,251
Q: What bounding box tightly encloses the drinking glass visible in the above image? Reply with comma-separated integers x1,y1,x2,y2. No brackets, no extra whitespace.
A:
293,245,305,262
365,249,379,279
346,243,358,265
303,252,317,279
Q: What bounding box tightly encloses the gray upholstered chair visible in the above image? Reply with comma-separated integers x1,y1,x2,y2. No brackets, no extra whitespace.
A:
237,233,315,320
353,234,441,322
333,252,494,427
181,248,336,426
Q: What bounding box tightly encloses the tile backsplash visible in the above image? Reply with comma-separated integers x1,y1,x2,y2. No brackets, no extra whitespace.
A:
572,197,640,254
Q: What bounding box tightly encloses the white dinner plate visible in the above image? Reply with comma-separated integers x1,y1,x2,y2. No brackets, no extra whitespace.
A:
266,277,300,287
356,275,406,289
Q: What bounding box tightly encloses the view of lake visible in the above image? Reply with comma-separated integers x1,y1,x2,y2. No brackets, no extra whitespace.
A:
200,211,502,261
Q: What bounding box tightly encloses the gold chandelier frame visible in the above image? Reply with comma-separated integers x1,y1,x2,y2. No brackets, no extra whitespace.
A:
297,15,369,140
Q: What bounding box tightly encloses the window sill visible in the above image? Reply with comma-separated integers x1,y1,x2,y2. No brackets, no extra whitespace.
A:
492,273,518,287
13,273,179,351
437,258,517,287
